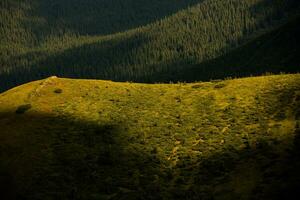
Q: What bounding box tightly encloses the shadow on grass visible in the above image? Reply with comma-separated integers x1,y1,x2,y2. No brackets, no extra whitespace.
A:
0,108,300,199
0,111,163,199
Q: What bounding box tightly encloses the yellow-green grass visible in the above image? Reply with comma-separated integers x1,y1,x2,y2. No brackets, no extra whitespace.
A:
0,74,300,199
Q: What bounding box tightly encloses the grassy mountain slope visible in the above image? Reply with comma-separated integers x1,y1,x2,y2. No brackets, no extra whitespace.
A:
1,74,300,199
1,0,300,91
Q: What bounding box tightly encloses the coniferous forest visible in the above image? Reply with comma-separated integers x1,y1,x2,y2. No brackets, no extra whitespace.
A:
0,0,300,91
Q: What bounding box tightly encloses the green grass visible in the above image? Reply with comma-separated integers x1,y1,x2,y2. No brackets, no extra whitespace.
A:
0,74,300,199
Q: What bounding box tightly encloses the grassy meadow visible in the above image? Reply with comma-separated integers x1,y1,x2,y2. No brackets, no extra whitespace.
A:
0,74,300,199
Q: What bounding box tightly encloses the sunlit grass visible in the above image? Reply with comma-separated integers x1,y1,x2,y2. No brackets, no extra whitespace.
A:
0,74,299,199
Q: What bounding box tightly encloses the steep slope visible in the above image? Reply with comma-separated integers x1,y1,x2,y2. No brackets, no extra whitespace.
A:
0,0,200,38
1,0,300,91
0,74,300,199
172,15,300,82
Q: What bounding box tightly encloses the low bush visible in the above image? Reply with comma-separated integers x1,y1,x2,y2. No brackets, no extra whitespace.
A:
214,83,226,89
54,88,63,94
16,104,32,114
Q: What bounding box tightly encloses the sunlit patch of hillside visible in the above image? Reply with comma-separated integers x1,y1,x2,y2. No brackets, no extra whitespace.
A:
0,74,300,199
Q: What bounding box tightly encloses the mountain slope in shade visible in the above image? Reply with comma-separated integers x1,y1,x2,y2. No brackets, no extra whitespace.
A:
0,0,300,91
171,15,300,82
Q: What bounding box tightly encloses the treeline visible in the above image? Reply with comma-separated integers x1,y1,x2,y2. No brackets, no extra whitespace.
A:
0,0,300,91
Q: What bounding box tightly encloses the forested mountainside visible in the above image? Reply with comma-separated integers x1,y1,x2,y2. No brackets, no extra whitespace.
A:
1,74,300,199
0,0,300,91
172,15,300,82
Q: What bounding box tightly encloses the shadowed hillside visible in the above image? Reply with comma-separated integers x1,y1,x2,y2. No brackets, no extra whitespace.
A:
0,74,300,199
0,0,300,91
172,15,300,82
1,15,300,90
